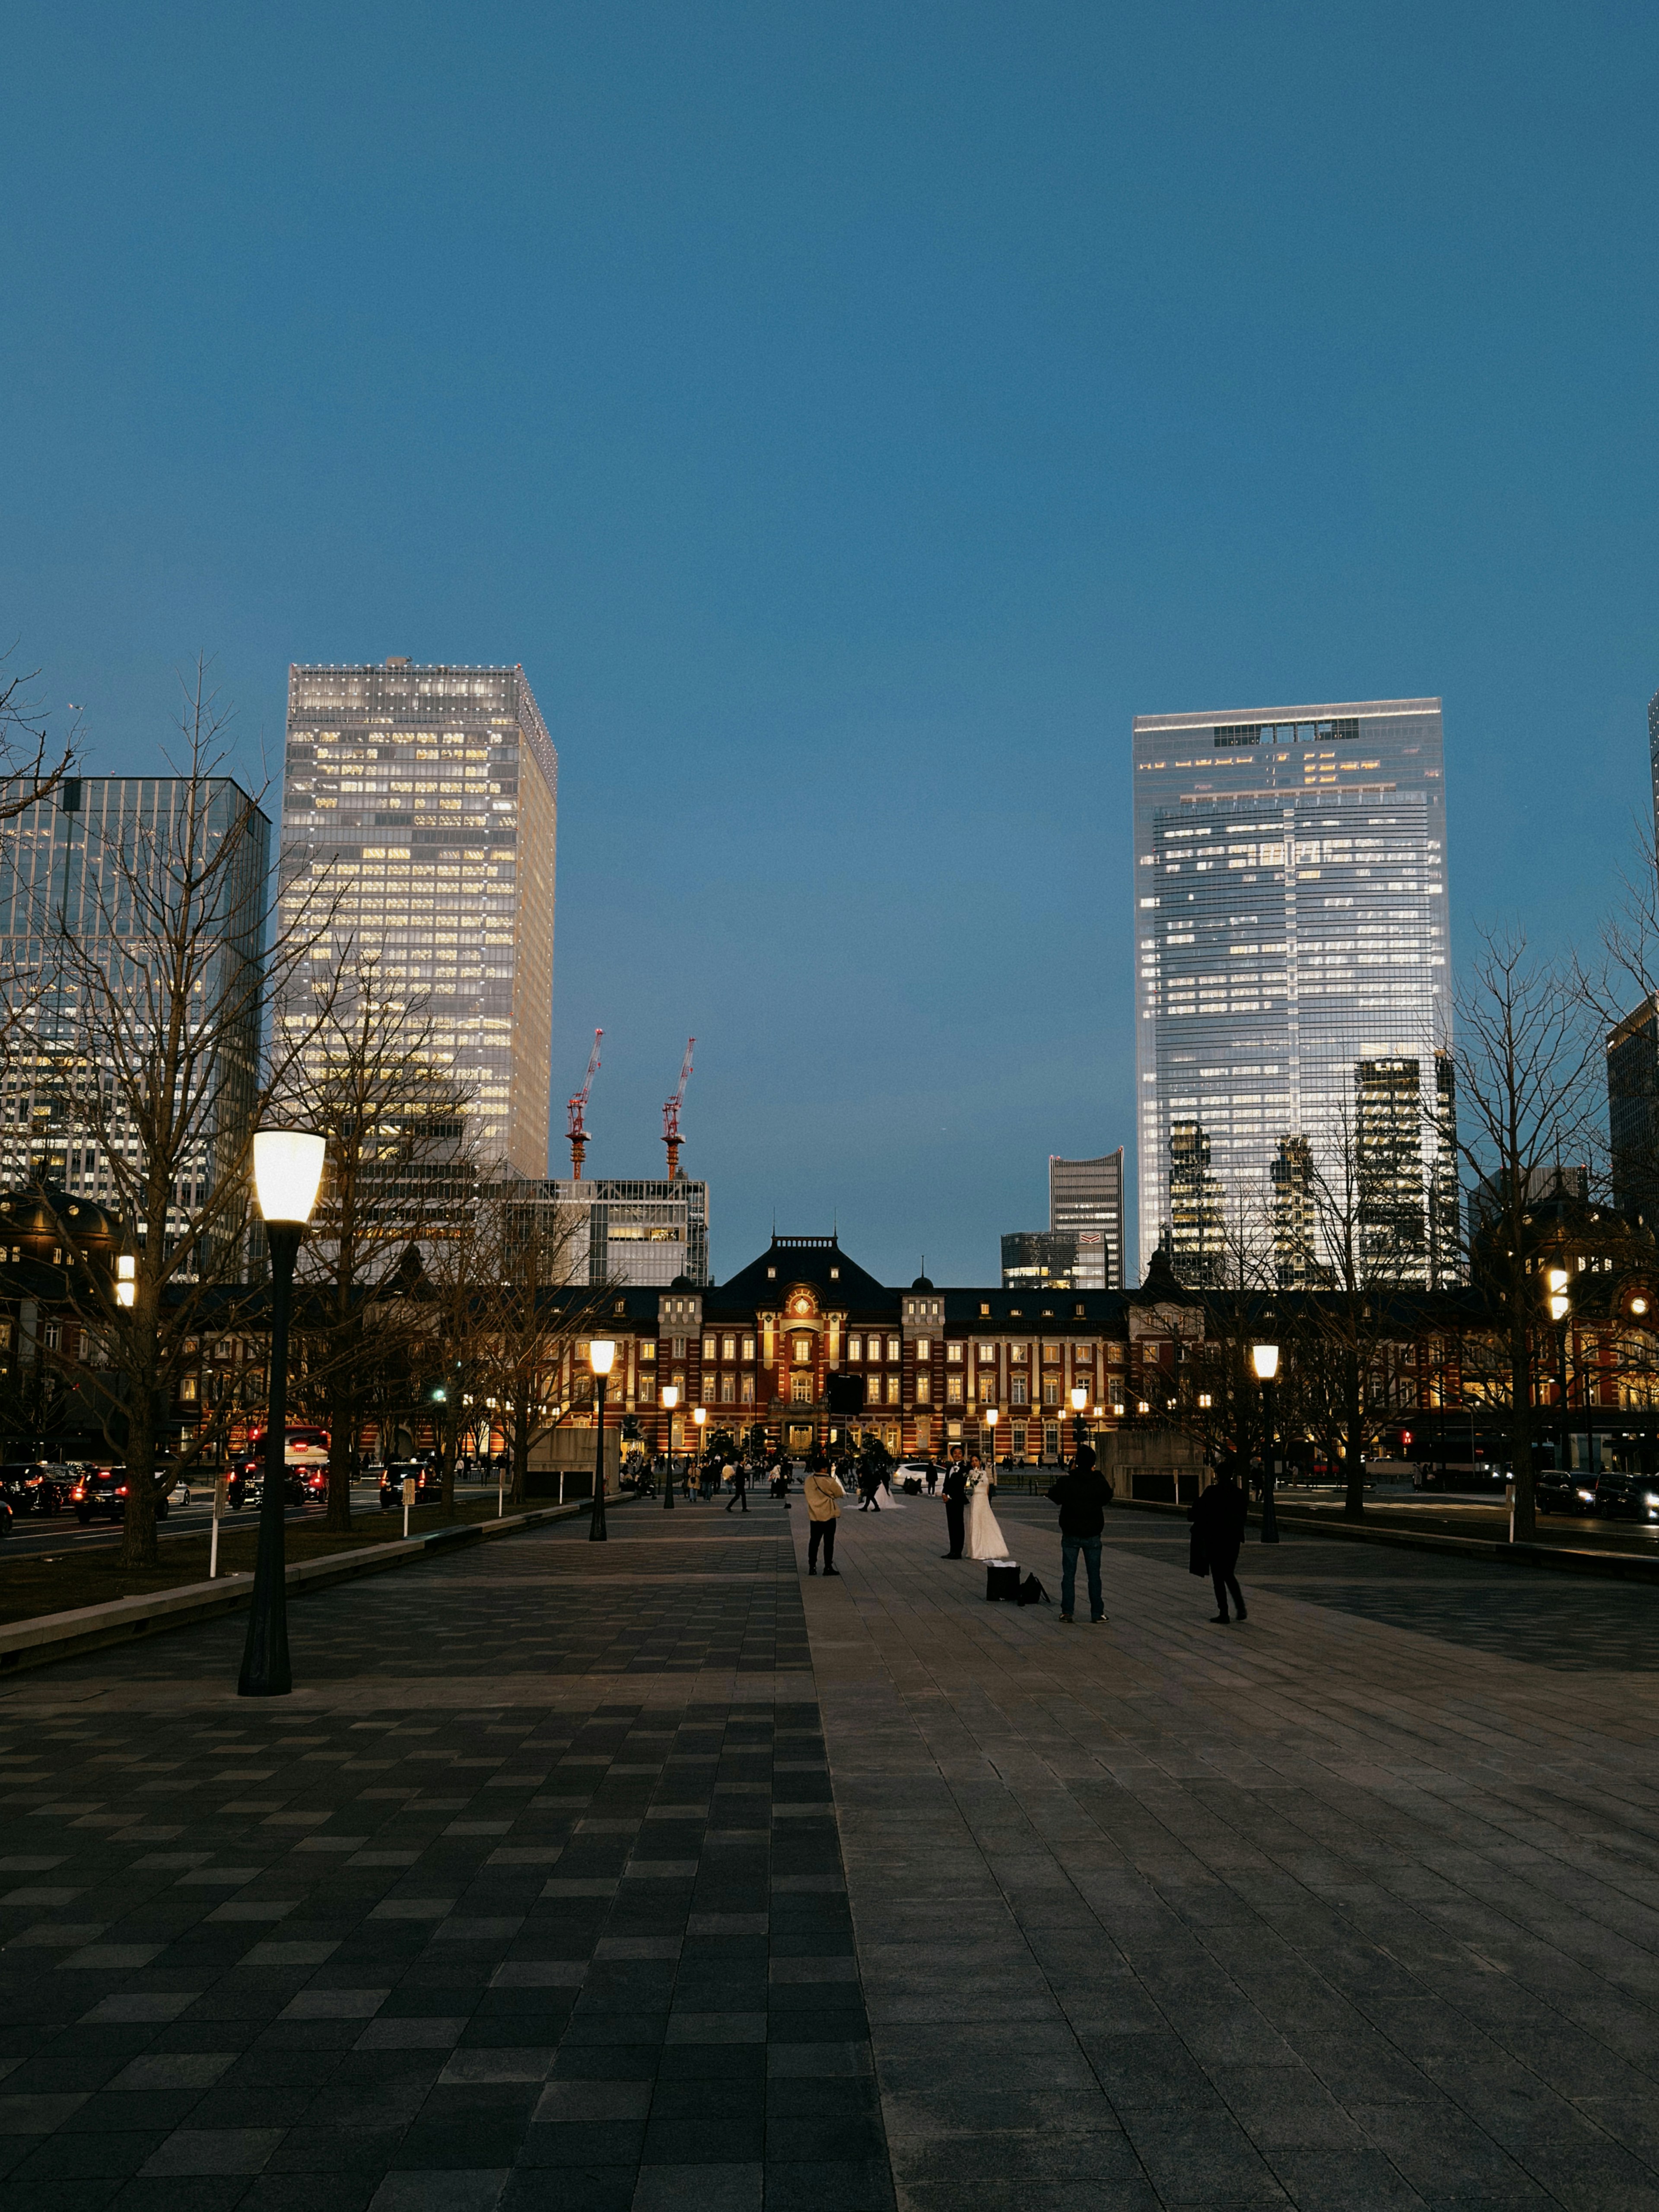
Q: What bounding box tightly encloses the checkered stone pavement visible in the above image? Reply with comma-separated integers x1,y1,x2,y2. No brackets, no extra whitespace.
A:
0,1503,890,2212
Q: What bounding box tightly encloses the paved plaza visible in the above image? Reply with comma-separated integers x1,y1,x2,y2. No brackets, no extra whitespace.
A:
3,1492,1659,2209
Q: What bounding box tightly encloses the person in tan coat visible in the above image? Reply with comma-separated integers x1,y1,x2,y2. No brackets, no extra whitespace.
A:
804,1463,846,1576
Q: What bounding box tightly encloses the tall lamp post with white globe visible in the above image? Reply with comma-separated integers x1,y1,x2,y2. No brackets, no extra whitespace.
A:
588,1340,615,1542
1251,1339,1281,1545
239,1128,326,1697
660,1384,679,1511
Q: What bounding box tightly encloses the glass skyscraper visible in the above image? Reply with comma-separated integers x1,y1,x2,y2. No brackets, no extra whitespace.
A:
1132,698,1454,1287
0,775,270,1250
278,661,557,1177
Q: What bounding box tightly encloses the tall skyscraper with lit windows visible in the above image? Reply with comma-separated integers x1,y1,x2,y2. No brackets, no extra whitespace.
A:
277,661,557,1176
1132,698,1455,1287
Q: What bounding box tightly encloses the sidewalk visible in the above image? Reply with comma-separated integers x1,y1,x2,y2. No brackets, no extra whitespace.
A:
6,1484,1659,2209
797,1486,1659,2209
0,1501,885,2212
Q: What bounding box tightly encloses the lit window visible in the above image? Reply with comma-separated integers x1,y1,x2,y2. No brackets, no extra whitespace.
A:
1011,1343,1028,1364
978,1343,997,1363
721,1335,736,1362
848,1335,862,1360
742,1335,755,1360
1042,1380,1058,1407
721,1374,735,1402
791,1373,812,1403
1011,1380,1028,1406
866,1375,883,1406
741,1375,754,1403
915,1338,931,1360
947,1342,964,1364
946,1376,963,1405
703,1335,716,1361
887,1336,900,1362
887,1376,900,1405
792,1335,812,1365
916,1373,931,1403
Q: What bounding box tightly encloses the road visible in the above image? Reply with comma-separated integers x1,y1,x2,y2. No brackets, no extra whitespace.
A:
0,1475,515,1559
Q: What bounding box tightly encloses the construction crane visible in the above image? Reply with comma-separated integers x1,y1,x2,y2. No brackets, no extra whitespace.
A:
662,1036,695,1180
566,1028,602,1180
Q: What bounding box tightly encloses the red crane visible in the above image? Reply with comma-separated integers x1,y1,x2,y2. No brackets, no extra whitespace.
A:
662,1036,695,1180
566,1028,603,1179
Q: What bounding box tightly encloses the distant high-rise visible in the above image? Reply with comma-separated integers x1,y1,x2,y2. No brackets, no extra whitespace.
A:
1048,1151,1124,1288
1132,699,1455,1286
278,661,557,1176
0,775,269,1234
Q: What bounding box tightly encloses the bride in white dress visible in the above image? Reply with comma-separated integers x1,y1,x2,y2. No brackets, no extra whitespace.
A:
967,1464,1011,1561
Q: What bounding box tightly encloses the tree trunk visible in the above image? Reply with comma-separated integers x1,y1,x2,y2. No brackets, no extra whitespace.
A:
1342,1347,1365,1519
324,1364,354,1535
1509,1318,1536,1541
509,1390,529,1508
120,1325,162,1569
439,1417,456,1520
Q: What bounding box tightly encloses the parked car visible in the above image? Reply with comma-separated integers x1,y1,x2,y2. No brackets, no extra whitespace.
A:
1584,1470,1659,1522
1535,1470,1603,1516
71,1467,171,1524
0,1461,75,1516
379,1459,443,1511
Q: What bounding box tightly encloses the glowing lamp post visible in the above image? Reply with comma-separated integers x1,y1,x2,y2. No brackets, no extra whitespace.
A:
1070,1384,1088,1458
985,1403,998,1468
589,1339,615,1542
1251,1339,1281,1545
1546,1266,1571,1493
660,1384,679,1512
115,1254,137,1309
239,1128,326,1697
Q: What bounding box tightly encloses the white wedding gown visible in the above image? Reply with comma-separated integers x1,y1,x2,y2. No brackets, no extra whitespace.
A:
967,1475,1011,1561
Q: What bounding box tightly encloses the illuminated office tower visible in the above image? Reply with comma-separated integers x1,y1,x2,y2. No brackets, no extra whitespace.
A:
1048,1150,1124,1289
1132,699,1454,1287
278,661,557,1176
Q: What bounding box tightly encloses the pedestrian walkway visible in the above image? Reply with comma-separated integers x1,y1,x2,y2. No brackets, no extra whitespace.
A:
799,1489,1659,2210
0,1505,883,2212
6,1490,1659,2209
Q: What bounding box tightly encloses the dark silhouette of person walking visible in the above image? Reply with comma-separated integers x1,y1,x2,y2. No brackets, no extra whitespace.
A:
725,1460,748,1514
1189,1458,1249,1623
1045,1443,1112,1623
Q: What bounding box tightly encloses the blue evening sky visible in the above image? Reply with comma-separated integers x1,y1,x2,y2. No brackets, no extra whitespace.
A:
3,2,1656,1284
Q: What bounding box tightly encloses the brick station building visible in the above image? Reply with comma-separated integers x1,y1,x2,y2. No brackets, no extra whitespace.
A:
577,1233,1143,1466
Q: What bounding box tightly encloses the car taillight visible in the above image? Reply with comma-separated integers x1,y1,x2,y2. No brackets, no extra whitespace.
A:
117,1485,128,1497
71,1484,84,1500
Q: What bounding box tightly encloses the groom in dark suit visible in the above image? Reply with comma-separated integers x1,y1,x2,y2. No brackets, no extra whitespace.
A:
941,1455,968,1558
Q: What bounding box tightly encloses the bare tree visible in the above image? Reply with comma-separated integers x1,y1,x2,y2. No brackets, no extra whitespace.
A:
2,661,337,1566
283,959,471,1532
1439,927,1601,1541
465,1183,608,1508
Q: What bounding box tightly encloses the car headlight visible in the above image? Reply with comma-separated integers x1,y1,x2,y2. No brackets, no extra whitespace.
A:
1576,1487,1595,1502
1644,1493,1659,1508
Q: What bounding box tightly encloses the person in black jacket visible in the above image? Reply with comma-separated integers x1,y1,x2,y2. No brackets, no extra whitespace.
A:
1045,1444,1113,1622
941,1455,969,1557
1189,1461,1248,1623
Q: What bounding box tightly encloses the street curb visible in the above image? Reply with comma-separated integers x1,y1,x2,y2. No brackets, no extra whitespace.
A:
1112,1495,1659,1584
0,1499,600,1678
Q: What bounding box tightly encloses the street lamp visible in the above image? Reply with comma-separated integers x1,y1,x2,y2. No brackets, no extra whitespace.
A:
1252,1339,1280,1545
115,1253,136,1309
1546,1265,1571,1490
660,1383,679,1512
588,1340,615,1541
239,1128,326,1697
693,1402,706,1485
985,1403,999,1468
1070,1384,1088,1458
